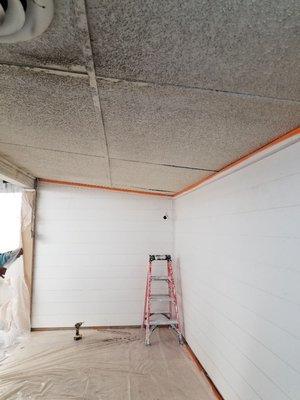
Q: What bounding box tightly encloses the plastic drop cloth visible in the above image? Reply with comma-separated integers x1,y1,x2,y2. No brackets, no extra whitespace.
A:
0,328,216,400
0,256,30,360
0,189,34,360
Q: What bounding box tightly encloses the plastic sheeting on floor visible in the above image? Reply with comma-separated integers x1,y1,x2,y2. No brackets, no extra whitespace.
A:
0,328,217,400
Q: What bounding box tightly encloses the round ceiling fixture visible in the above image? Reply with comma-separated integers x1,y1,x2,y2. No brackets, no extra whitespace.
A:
0,0,54,43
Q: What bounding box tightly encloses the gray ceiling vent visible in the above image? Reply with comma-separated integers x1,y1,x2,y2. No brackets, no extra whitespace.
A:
0,0,54,43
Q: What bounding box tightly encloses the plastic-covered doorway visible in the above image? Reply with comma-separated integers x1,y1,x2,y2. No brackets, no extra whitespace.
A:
0,186,35,360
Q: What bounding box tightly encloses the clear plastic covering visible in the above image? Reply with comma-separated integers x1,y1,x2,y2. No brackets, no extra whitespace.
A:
0,190,34,361
0,257,30,359
0,328,215,400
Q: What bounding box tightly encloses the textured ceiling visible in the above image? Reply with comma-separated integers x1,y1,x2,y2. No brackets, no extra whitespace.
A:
0,66,106,156
87,0,300,101
0,0,299,194
98,79,300,170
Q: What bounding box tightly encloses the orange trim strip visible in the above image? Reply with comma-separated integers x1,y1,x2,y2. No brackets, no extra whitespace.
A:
39,127,299,199
174,126,300,197
38,178,173,197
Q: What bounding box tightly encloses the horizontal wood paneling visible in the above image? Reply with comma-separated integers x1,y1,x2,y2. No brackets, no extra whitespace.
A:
32,184,173,327
174,141,300,400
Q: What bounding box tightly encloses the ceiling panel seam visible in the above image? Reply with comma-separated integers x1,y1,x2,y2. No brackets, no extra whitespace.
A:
1,63,299,104
0,62,88,79
109,157,218,172
0,140,107,159
97,76,300,104
74,0,112,186
0,140,219,172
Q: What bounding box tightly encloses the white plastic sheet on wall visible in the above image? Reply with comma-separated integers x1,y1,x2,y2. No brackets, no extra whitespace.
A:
0,189,34,361
0,257,30,359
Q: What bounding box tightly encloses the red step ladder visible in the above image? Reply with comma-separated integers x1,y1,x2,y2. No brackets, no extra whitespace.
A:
142,254,183,345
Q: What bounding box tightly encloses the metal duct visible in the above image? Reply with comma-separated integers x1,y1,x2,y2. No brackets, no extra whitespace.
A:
0,0,53,43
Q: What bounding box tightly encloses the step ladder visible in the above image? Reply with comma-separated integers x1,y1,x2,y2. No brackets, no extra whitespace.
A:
142,254,183,346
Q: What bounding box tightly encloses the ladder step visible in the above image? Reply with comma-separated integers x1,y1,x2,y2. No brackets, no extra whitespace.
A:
150,312,170,315
151,275,169,281
149,314,178,326
150,294,173,302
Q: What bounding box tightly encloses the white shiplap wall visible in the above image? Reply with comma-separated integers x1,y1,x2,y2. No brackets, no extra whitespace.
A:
32,184,173,327
174,141,300,400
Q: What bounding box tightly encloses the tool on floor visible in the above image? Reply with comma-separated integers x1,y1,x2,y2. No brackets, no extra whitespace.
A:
74,322,83,341
142,255,183,346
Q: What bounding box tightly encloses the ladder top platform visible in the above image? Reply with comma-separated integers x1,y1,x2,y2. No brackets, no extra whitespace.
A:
149,254,171,262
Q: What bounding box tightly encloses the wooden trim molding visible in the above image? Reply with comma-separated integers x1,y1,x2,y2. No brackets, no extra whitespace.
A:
183,340,224,400
174,126,300,197
38,127,299,199
38,178,173,197
0,156,35,189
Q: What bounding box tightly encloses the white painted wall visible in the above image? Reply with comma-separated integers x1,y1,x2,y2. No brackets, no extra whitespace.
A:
32,184,173,327
174,141,300,400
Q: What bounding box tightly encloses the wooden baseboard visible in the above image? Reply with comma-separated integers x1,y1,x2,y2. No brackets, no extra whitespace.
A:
183,339,224,400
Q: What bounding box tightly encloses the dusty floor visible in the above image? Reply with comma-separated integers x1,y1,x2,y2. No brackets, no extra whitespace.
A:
0,328,217,400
